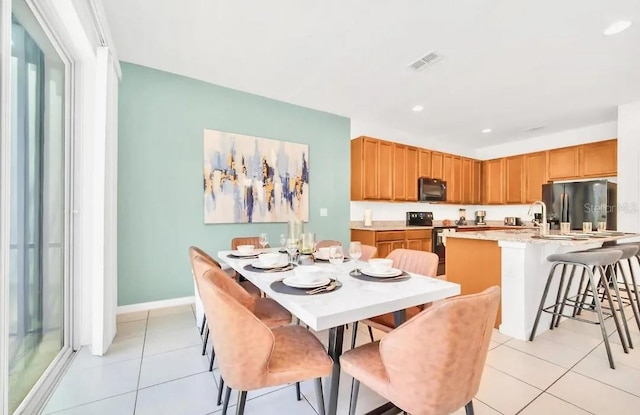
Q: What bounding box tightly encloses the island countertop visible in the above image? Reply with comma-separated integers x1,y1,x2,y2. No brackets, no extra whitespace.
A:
445,229,640,246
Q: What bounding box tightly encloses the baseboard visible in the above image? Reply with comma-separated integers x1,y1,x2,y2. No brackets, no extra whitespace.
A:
116,296,195,314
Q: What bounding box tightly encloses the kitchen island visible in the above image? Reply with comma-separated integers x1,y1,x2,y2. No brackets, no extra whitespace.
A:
445,229,640,340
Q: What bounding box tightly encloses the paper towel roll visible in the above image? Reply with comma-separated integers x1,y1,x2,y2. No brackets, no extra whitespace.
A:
364,209,372,227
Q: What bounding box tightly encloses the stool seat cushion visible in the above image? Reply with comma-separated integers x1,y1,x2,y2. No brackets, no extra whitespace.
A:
547,250,622,266
587,245,639,260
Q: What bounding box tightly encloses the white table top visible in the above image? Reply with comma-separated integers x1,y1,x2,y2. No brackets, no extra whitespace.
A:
218,250,461,331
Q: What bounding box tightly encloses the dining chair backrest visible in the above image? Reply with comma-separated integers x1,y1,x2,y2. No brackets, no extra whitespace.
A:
379,286,500,415
197,265,274,390
386,249,439,277
232,236,262,250
316,239,342,248
360,244,378,261
188,246,222,297
192,255,254,309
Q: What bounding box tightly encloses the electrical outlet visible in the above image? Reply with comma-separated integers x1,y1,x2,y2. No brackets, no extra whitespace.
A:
320,208,328,217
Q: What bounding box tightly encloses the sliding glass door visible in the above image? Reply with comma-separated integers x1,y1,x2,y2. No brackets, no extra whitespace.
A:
7,1,70,413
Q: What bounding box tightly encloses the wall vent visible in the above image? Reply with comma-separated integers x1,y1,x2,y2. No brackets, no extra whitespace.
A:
409,51,443,71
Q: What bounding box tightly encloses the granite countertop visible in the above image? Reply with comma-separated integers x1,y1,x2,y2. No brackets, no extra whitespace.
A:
445,229,639,246
350,220,537,231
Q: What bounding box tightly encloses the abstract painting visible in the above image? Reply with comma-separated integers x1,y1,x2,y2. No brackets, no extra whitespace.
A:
203,129,309,223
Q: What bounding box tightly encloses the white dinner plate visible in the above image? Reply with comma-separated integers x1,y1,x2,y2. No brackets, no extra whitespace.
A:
313,253,330,261
360,267,403,278
251,260,290,269
540,235,574,240
231,250,260,257
282,276,331,288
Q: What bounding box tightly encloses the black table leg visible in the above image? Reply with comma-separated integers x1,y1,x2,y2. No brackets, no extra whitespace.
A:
393,309,407,328
326,325,345,415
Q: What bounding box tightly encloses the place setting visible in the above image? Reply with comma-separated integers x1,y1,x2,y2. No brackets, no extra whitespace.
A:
243,253,296,273
349,258,410,282
270,265,343,295
227,244,263,259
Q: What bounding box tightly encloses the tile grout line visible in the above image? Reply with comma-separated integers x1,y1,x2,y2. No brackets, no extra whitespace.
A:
132,311,150,415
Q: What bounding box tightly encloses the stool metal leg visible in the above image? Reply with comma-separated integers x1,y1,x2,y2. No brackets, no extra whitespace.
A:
627,257,640,329
530,263,560,340
587,266,617,369
572,268,587,318
549,264,568,330
555,264,578,328
596,265,629,354
606,264,633,349
618,260,640,331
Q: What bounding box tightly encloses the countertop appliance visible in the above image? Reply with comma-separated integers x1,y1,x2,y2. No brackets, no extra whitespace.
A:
432,226,457,275
455,208,467,226
475,210,486,225
503,217,523,226
406,211,433,226
543,180,617,231
418,177,447,202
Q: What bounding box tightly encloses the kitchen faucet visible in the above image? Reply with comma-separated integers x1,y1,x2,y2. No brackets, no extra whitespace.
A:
528,200,548,235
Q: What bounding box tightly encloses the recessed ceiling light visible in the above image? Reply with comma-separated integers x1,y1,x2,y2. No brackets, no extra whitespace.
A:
603,21,632,36
412,105,424,112
481,128,492,134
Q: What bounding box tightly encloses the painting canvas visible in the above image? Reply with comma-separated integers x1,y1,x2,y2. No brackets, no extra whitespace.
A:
203,129,309,223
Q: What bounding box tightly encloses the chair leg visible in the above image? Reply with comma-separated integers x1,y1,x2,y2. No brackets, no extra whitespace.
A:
592,267,623,368
314,377,326,415
606,264,633,349
350,321,359,349
465,401,475,415
217,377,225,406
348,378,360,415
295,382,301,401
554,265,577,327
221,386,232,415
202,326,209,356
628,257,640,329
367,325,375,343
619,260,640,331
209,345,216,372
549,264,567,330
235,391,247,415
529,263,560,340
200,314,207,335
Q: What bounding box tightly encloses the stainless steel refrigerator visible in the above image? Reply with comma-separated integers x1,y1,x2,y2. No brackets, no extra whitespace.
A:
542,180,617,231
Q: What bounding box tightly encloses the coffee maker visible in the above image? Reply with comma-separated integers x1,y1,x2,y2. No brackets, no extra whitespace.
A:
475,210,486,225
455,208,467,226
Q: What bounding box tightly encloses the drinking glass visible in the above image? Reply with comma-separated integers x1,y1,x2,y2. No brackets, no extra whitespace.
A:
560,222,570,234
279,234,286,249
349,241,363,275
329,245,344,278
259,233,268,250
286,238,299,265
597,221,607,232
582,222,592,233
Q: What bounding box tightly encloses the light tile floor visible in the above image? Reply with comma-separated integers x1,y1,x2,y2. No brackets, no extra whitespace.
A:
42,304,640,414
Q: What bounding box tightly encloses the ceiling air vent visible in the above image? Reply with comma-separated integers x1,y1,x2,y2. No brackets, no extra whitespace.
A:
409,51,443,71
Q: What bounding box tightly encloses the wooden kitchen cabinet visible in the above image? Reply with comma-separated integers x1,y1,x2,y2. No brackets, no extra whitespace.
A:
431,152,444,179
443,154,462,203
406,230,433,252
406,146,419,201
482,158,505,204
392,143,407,200
461,158,473,204
378,140,393,199
473,160,482,204
351,229,432,259
548,146,579,180
351,136,393,200
505,155,524,204
524,151,547,203
579,139,617,177
418,149,431,178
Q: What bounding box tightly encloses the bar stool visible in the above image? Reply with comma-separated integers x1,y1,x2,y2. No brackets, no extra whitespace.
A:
530,249,627,369
575,245,640,341
615,242,640,328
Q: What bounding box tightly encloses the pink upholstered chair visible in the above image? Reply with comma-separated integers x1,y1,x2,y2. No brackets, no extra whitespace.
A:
351,249,441,348
316,239,342,248
198,265,333,415
231,236,267,296
190,252,292,404
360,244,378,261
341,286,500,415
190,246,261,299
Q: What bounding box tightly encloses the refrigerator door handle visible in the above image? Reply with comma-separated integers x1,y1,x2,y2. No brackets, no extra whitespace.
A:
564,193,570,223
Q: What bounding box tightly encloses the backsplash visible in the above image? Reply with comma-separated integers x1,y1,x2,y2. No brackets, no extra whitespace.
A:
351,201,535,223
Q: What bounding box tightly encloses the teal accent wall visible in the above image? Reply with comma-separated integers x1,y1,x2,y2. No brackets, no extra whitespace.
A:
118,63,351,306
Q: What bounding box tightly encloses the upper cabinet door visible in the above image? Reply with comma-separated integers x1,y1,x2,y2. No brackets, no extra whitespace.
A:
461,158,473,204
431,152,444,179
548,146,579,180
524,151,547,203
378,140,393,200
406,146,419,201
451,156,462,203
473,160,482,204
579,139,617,177
505,155,524,204
482,158,505,204
418,149,431,178
361,138,379,199
392,143,407,200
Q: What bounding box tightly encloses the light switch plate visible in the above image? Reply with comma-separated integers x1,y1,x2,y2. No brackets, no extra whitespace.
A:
320,208,328,217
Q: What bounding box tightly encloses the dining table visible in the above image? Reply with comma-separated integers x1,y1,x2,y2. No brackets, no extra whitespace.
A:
218,249,461,415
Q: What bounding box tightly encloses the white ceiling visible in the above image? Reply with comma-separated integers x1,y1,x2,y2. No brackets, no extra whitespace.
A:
103,0,640,148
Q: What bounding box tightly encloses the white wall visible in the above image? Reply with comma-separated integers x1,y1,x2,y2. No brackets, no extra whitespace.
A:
617,102,640,233
476,121,617,159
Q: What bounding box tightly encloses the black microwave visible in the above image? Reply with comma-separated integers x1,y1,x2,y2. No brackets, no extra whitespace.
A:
418,177,447,202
